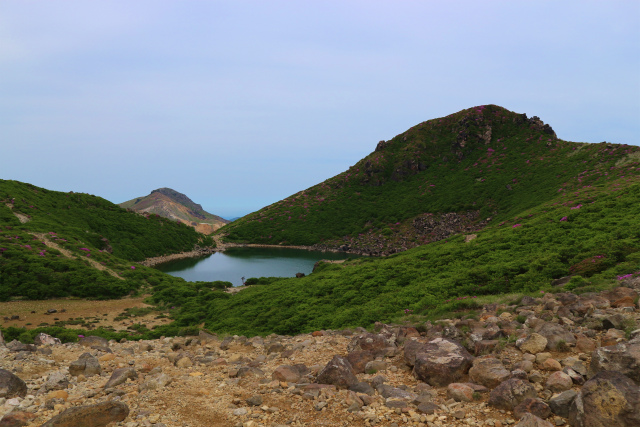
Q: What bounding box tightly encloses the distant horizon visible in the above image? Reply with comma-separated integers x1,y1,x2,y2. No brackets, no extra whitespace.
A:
2,2,638,218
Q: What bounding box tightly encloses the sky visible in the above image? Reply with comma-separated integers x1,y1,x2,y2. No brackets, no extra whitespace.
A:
1,1,639,219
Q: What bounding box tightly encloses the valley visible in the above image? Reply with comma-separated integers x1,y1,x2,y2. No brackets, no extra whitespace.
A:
1,105,639,427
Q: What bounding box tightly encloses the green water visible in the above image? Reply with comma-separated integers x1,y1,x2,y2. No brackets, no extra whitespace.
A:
155,247,355,286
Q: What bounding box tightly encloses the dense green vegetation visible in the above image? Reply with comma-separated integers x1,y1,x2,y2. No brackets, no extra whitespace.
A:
0,180,214,300
2,106,639,342
221,105,640,250
162,181,640,336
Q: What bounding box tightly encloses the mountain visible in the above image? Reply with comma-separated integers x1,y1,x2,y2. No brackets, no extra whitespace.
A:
120,188,228,234
0,180,215,301
220,105,640,255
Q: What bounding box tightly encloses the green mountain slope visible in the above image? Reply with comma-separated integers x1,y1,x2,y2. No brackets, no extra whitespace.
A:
170,181,640,336
0,180,215,300
221,105,640,254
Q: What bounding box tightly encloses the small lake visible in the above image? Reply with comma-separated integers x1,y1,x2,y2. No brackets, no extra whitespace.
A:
155,247,355,286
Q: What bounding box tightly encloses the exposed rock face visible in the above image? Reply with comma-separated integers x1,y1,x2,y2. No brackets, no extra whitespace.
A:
0,369,27,399
40,401,129,427
588,338,640,384
569,371,640,427
412,338,474,386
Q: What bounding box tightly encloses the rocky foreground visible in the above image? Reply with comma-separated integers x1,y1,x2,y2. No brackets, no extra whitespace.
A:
1,281,639,427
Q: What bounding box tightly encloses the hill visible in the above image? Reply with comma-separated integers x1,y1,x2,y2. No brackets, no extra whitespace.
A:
220,105,640,255
0,180,220,301
120,188,228,235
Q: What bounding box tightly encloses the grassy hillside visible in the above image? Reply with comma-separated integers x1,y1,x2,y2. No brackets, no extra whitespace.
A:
167,180,640,336
0,180,216,301
221,105,640,252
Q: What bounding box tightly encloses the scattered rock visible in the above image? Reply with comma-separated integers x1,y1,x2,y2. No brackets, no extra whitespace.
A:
40,401,129,427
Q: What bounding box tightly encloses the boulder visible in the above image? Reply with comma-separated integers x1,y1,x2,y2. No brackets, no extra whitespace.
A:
43,371,69,391
104,367,137,389
488,378,537,411
40,401,129,427
347,333,394,357
0,369,27,399
513,398,551,420
517,333,548,354
468,356,511,389
316,355,357,389
69,353,101,377
534,322,576,351
588,339,640,384
139,372,172,392
545,371,573,392
33,333,61,346
548,390,577,418
0,411,36,427
345,350,374,374
78,336,109,349
403,339,428,367
272,365,304,383
569,370,640,427
514,413,554,427
412,338,474,387
447,383,474,402
576,334,597,353
600,287,638,304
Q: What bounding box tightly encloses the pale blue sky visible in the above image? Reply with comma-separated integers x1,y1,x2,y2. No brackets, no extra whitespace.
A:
1,1,639,218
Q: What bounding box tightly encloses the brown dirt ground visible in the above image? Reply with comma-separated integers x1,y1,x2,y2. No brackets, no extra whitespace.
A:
0,297,172,331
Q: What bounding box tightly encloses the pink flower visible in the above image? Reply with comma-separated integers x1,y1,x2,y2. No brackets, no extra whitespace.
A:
131,266,135,270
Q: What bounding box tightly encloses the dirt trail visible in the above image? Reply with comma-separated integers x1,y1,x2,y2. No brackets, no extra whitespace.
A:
5,203,30,223
31,232,124,280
